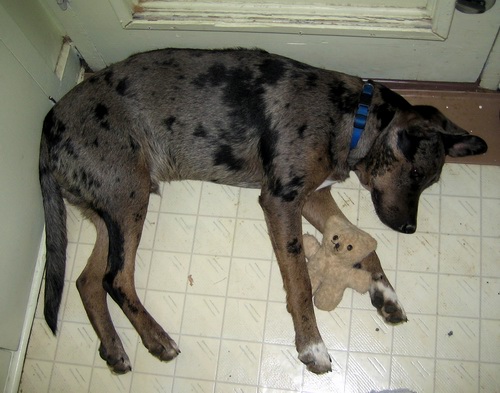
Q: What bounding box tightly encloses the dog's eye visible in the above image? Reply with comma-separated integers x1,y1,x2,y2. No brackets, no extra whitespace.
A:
347,244,353,251
410,167,422,180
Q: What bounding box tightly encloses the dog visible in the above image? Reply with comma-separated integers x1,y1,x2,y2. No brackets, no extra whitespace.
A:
39,48,487,374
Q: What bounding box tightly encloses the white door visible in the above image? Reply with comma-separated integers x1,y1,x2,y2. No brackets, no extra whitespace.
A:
44,0,499,88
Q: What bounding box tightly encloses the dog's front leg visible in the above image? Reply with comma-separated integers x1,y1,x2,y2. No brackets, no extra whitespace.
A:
259,190,332,374
302,188,407,324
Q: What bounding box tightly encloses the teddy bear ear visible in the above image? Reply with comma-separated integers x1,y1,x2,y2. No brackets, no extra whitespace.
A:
303,234,321,258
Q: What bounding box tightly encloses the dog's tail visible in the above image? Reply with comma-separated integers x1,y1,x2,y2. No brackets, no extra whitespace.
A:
39,110,67,335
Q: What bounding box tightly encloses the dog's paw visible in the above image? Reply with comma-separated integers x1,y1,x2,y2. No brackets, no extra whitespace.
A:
298,342,332,374
99,342,132,374
370,275,408,325
144,329,181,362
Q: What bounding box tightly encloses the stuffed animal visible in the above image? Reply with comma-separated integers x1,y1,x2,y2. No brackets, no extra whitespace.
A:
303,215,377,311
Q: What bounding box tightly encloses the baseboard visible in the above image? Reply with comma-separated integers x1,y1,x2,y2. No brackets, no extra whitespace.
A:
3,232,45,393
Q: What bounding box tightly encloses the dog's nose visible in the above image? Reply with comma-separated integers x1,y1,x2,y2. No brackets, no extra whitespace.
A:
400,223,416,234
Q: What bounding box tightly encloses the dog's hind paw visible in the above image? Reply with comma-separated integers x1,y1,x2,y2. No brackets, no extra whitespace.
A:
99,342,132,374
298,342,332,374
370,276,408,325
144,330,181,362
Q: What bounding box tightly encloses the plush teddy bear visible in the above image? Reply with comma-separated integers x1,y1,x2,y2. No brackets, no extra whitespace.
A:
303,215,377,311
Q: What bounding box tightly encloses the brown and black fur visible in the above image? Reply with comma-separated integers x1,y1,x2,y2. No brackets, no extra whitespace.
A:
39,48,487,374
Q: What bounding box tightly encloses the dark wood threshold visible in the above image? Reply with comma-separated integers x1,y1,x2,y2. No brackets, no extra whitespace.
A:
375,79,498,94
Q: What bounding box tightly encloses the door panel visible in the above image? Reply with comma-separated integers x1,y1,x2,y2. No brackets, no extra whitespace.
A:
123,0,453,40
43,0,500,86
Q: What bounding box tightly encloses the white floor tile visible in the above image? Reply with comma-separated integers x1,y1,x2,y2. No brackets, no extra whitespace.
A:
172,377,215,393
345,353,391,393
222,298,267,341
217,340,262,385
415,195,441,234
130,373,174,393
259,344,304,391
479,363,500,393
89,368,132,393
18,359,53,393
434,360,479,393
315,308,351,351
439,234,480,276
49,363,92,393
227,258,272,300
181,295,225,337
482,198,500,237
187,255,230,296
481,165,500,198
440,196,481,235
396,272,438,315
155,213,197,253
349,309,393,354
438,275,480,318
441,164,481,197
54,322,98,366
397,233,439,273
148,251,191,292
481,237,500,278
390,356,435,393
392,315,437,358
481,277,500,319
22,164,500,392
193,217,235,256
175,336,220,380
436,317,480,361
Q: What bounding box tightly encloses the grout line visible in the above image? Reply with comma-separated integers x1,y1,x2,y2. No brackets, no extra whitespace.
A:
477,165,484,393
432,170,443,393
172,181,205,387
214,185,242,389
343,182,363,392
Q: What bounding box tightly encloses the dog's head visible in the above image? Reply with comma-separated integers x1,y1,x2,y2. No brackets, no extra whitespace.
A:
355,103,487,234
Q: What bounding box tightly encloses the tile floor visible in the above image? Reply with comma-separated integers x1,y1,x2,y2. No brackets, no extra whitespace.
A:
20,163,500,393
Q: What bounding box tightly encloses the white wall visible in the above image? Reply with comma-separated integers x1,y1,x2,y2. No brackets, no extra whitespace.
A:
0,2,80,391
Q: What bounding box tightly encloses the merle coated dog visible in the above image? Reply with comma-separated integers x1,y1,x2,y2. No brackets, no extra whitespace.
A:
39,48,487,374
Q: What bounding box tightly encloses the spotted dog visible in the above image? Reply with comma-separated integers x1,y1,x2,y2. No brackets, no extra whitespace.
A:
39,48,487,374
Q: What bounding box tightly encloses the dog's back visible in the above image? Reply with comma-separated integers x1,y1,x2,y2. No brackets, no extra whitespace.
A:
54,49,359,190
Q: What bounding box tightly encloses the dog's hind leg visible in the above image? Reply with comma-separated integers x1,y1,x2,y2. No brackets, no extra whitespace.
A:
259,190,332,374
76,212,132,373
98,172,180,365
302,188,407,324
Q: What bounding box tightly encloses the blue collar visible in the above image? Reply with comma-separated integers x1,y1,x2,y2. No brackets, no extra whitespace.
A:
350,82,374,150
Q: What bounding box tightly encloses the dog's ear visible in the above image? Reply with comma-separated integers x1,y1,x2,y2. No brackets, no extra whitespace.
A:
441,133,488,157
413,105,488,157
